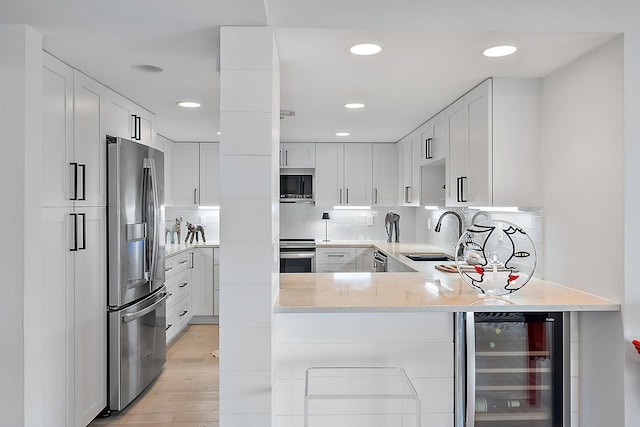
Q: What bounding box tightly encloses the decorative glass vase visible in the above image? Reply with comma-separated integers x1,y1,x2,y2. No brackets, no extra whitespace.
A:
455,220,537,297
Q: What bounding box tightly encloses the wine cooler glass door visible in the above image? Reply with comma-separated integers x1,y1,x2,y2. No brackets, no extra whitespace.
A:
466,312,565,427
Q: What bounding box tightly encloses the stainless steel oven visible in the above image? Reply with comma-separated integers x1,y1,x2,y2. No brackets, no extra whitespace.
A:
280,239,316,273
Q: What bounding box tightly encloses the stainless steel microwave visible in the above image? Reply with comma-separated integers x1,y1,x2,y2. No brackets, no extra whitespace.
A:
280,174,313,203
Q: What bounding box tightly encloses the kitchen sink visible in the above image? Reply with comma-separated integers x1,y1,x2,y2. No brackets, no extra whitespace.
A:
403,253,455,262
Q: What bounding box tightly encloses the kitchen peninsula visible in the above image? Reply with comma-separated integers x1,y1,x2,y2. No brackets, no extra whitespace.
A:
273,241,619,426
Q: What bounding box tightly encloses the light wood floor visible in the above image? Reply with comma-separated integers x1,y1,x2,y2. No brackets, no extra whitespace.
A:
90,325,219,426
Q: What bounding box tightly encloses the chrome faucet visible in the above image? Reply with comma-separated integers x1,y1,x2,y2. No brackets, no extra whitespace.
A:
434,211,464,239
471,210,490,225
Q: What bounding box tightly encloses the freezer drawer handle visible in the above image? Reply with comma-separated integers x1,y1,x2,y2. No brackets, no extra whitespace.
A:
122,292,168,323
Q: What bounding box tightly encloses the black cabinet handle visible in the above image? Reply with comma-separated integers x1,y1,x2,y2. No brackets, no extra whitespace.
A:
136,115,141,140
179,310,188,317
70,213,78,252
78,164,86,201
425,138,433,159
457,176,468,203
78,213,86,250
70,163,78,200
166,324,173,331
179,282,188,288
346,188,349,204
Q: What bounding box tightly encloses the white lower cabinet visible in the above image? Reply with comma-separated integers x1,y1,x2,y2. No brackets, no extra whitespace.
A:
191,248,215,317
356,247,376,272
41,206,107,427
213,248,220,317
165,252,193,343
316,248,357,272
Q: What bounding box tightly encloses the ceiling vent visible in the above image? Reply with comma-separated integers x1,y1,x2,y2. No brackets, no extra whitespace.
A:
280,110,296,119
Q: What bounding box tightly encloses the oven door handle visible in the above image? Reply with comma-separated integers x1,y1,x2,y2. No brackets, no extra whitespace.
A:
280,252,316,259
122,292,168,323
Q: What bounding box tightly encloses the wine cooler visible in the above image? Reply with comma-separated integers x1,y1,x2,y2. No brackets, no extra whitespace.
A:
455,312,569,427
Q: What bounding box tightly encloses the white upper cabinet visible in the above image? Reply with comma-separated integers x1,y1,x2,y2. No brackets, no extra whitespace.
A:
162,137,175,206
199,143,221,206
316,143,372,206
172,142,220,207
316,143,344,206
445,78,542,207
172,143,201,206
73,70,108,207
398,134,420,205
372,144,397,206
42,53,74,208
343,143,373,205
104,91,157,150
280,143,315,168
420,111,447,164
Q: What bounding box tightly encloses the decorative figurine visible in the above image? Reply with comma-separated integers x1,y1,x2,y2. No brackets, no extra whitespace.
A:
165,216,183,244
385,211,400,242
185,221,206,244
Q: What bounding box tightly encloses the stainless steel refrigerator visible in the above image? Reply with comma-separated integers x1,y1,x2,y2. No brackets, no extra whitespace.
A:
107,135,167,411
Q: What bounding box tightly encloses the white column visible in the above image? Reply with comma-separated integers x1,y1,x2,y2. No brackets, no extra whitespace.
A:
219,26,280,427
0,25,43,426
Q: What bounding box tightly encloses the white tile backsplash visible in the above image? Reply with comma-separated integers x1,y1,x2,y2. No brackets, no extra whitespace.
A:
280,204,417,241
165,207,219,243
415,207,544,277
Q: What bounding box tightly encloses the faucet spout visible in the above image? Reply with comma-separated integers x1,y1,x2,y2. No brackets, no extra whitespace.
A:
435,211,464,239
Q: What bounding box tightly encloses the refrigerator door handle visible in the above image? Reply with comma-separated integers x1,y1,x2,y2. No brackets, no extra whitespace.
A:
122,292,168,323
465,312,477,426
143,157,161,283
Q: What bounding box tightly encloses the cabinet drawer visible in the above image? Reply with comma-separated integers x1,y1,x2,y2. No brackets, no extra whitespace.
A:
316,262,356,273
165,252,190,278
174,295,192,328
316,248,357,265
172,269,191,302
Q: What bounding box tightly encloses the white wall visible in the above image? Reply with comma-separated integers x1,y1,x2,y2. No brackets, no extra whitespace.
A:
219,26,280,427
0,25,42,426
541,36,624,426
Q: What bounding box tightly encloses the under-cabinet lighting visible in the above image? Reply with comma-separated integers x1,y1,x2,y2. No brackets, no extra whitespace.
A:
335,132,351,137
333,205,371,210
423,206,440,210
471,206,520,212
198,205,220,210
344,103,365,109
177,101,201,108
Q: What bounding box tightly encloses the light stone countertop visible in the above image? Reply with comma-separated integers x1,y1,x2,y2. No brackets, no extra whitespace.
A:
165,241,219,257
277,240,620,313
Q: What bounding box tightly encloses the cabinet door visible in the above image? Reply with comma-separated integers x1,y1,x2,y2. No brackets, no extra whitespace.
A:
446,98,466,206
41,207,75,426
316,143,344,205
356,247,375,272
396,142,404,205
464,80,492,206
409,135,421,205
42,53,74,208
163,138,175,206
372,144,397,206
191,248,214,316
104,94,132,141
213,248,220,317
343,143,372,205
172,143,200,206
199,143,220,206
74,206,107,426
136,108,156,148
281,143,316,168
421,111,447,164
73,71,107,207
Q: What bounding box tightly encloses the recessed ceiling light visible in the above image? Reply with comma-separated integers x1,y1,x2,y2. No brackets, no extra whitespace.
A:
335,132,350,137
349,43,382,56
131,64,164,73
483,45,518,58
177,101,201,108
344,103,365,109
217,131,221,135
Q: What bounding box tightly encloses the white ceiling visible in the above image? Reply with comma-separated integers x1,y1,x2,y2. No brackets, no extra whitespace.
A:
0,1,618,143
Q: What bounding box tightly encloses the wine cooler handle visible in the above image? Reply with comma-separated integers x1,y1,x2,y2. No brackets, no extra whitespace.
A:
465,312,476,426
